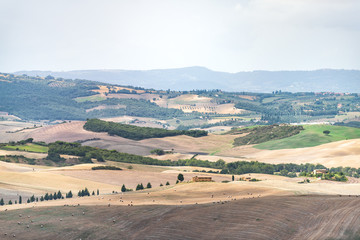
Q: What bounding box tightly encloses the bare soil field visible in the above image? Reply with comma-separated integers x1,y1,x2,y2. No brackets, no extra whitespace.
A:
0,195,359,240
25,121,236,155
0,121,37,142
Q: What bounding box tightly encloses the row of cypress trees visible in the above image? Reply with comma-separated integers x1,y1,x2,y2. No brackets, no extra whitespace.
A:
0,188,100,206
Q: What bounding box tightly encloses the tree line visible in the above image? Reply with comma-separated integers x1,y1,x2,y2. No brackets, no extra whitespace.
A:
83,119,208,140
47,141,347,177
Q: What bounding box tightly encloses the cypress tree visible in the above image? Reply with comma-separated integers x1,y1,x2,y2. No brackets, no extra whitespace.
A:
27,199,30,203
40,196,44,201
19,196,22,204
44,193,49,201
49,194,53,200
121,184,126,192
166,181,170,185
97,189,99,195
147,182,152,188
67,190,73,198
0,198,4,206
57,191,62,199
84,188,90,196
8,200,12,205
92,191,95,196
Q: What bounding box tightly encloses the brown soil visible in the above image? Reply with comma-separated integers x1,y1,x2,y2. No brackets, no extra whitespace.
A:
0,195,359,240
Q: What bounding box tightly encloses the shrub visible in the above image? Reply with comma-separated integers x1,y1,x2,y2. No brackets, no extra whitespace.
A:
150,149,165,155
91,166,122,170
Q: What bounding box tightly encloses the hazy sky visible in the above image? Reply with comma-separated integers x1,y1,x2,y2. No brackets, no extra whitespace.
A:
1,0,359,72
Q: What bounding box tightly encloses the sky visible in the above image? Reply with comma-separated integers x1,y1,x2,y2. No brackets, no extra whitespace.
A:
0,0,359,73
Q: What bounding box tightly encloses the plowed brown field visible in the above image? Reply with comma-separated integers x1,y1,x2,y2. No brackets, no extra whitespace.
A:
0,195,359,240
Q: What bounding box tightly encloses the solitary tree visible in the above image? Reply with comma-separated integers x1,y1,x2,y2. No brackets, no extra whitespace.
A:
146,182,152,189
166,181,170,186
121,184,126,192
323,130,330,135
232,175,235,181
19,196,22,204
0,198,4,206
97,189,99,195
92,191,95,196
8,200,12,205
177,174,184,182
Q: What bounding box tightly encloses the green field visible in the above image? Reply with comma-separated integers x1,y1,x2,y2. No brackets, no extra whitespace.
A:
2,143,48,153
255,125,360,150
74,94,106,102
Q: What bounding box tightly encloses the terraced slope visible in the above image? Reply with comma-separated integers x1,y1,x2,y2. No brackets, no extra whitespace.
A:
0,195,359,240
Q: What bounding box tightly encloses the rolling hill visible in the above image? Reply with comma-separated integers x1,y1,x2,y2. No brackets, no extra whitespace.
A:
16,67,360,93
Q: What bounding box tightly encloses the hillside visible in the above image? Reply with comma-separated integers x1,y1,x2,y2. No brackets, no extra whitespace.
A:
255,125,360,150
1,72,360,126
16,67,360,93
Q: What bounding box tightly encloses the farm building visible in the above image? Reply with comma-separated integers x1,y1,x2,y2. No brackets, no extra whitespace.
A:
313,169,328,175
192,176,212,182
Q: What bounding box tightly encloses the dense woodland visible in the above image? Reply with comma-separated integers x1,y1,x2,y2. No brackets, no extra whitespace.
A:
83,119,208,140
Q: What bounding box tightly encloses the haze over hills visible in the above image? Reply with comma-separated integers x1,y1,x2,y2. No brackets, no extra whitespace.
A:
16,67,360,93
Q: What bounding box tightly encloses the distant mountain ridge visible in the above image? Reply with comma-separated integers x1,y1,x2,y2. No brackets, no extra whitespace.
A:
15,67,360,93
